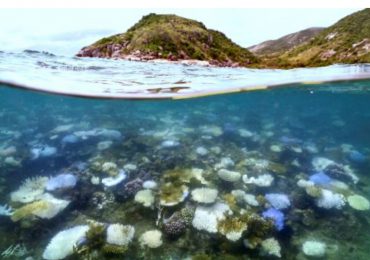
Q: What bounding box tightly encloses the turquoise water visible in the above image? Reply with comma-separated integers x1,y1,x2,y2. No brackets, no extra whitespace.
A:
1,78,370,259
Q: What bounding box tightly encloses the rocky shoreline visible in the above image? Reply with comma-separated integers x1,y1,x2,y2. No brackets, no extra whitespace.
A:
77,46,241,68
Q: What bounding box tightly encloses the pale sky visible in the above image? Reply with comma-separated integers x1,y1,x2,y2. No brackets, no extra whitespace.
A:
0,8,361,56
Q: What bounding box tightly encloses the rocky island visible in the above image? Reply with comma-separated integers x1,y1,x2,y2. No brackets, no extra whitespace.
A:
77,9,370,68
77,13,258,67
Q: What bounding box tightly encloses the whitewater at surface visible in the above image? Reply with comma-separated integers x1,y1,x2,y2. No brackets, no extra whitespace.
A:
1,50,370,98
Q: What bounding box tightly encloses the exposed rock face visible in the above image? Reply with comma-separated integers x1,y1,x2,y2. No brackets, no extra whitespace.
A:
76,13,258,67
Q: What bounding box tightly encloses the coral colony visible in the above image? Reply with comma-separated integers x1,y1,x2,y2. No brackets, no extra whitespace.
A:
0,85,370,260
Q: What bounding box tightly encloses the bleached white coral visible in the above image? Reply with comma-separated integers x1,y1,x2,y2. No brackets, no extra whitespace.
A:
42,225,89,260
316,189,345,209
302,240,326,257
134,189,155,207
347,194,370,211
297,179,314,188
1,244,28,258
242,174,274,187
106,224,135,246
312,157,335,171
218,169,241,182
312,157,359,184
214,157,234,170
196,146,208,156
265,193,291,210
191,188,218,204
142,180,158,190
139,230,163,248
261,237,281,258
33,193,70,219
0,204,13,216
192,202,231,233
244,158,269,172
231,190,259,206
101,170,126,187
10,176,48,203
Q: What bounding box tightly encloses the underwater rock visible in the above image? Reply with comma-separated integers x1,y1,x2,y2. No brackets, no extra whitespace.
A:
302,240,326,258
139,230,163,248
134,189,155,207
262,208,285,231
261,237,281,258
265,193,291,210
106,224,135,246
191,188,218,204
217,169,241,182
316,189,345,209
102,170,126,187
42,225,89,260
192,202,231,233
347,194,370,210
46,174,77,191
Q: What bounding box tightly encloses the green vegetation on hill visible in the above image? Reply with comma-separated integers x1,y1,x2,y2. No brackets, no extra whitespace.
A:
248,27,324,56
279,8,370,67
78,13,258,66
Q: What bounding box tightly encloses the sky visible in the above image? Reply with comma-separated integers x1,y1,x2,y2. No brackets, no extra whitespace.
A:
0,8,361,56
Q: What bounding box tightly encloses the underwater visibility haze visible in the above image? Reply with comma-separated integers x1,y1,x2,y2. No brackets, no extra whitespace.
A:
0,51,370,259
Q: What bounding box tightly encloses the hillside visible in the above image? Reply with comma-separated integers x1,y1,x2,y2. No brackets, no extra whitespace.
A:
279,8,370,67
77,13,258,67
248,27,324,56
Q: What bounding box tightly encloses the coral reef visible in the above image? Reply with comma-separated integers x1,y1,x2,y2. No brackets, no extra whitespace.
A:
139,230,163,248
43,225,89,260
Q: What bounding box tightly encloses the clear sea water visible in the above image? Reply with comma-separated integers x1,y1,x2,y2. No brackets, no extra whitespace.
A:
0,51,370,259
